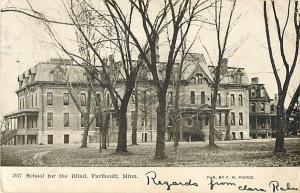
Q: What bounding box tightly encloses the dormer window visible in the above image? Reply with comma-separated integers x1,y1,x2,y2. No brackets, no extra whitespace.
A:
80,93,87,106
190,77,196,84
30,74,36,82
49,72,53,81
260,88,265,98
19,81,23,88
195,73,203,84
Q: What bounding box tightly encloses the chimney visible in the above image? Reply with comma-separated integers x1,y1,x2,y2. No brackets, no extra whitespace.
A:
251,77,259,84
109,55,114,65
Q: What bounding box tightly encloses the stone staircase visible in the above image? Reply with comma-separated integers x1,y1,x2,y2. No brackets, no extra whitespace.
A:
0,129,17,145
214,127,223,141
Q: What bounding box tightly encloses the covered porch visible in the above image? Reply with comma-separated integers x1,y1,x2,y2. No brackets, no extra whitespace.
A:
3,109,39,145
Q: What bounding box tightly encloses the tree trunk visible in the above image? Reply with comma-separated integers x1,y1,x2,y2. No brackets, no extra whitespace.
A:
209,93,217,146
155,94,167,159
102,131,107,149
275,102,286,152
173,80,180,148
132,88,138,145
116,107,128,152
99,130,102,153
81,122,89,148
209,60,222,146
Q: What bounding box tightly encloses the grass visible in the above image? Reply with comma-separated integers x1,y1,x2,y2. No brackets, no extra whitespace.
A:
1,139,300,167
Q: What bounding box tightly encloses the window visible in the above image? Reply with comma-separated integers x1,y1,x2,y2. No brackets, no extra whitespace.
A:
80,93,86,106
217,93,221,106
63,93,69,106
168,91,173,104
225,113,228,126
230,94,235,106
168,117,173,126
47,112,53,127
96,94,101,106
131,94,136,104
64,135,69,144
190,91,195,104
35,93,37,106
64,113,69,127
239,113,243,125
218,94,221,106
232,132,236,140
240,132,244,140
260,88,265,97
261,103,265,112
49,72,53,81
231,112,235,126
251,88,256,98
47,92,53,106
106,93,110,107
48,135,53,144
215,113,222,126
96,115,100,127
271,105,275,112
22,98,25,109
19,99,21,110
251,103,256,112
131,111,136,126
81,115,85,127
238,94,243,106
187,119,192,126
141,117,146,126
190,77,196,84
198,77,202,84
31,95,34,107
201,91,205,104
205,116,209,126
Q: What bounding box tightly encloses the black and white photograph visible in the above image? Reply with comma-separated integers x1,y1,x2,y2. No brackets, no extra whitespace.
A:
0,0,300,183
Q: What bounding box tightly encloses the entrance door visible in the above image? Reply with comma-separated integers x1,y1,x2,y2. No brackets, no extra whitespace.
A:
48,135,53,144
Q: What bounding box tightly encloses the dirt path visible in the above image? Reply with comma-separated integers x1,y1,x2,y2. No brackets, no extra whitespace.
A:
25,151,50,166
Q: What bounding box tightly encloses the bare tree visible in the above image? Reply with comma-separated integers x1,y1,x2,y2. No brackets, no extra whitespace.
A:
171,28,201,149
105,0,212,159
2,0,147,153
204,0,237,147
131,85,138,145
263,0,300,152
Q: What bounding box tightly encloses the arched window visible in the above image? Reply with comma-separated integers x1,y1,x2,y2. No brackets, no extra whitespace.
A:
195,73,203,84
190,77,196,84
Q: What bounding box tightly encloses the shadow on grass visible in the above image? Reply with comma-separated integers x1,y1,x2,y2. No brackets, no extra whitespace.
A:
1,152,23,166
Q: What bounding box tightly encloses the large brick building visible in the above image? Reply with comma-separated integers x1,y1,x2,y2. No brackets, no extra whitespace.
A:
2,54,251,145
249,77,277,138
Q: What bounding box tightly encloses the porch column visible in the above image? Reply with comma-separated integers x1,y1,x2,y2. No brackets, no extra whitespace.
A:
24,115,27,145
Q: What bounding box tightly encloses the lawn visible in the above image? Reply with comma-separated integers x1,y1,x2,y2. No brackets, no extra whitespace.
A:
1,138,300,167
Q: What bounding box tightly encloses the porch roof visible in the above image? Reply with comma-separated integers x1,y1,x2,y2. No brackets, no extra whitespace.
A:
4,108,39,119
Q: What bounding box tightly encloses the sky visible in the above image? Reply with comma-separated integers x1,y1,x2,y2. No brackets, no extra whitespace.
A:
0,0,299,117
